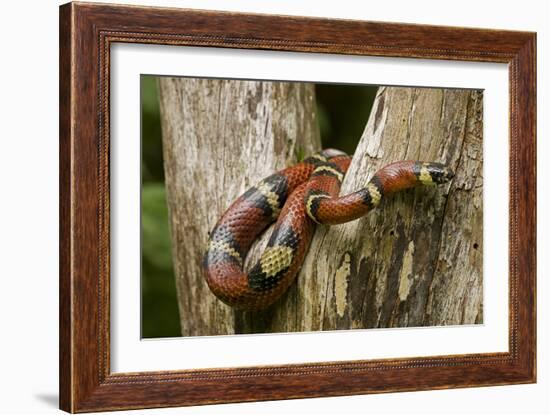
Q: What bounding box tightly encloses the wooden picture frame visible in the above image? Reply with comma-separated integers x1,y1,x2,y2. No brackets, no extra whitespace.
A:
59,2,536,412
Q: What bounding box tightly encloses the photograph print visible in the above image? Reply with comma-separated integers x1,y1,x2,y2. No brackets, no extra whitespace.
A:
140,75,483,338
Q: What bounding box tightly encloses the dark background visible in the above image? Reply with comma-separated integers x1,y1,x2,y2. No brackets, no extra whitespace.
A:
141,76,377,338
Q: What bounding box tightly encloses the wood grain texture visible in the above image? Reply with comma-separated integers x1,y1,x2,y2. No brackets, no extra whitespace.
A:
59,4,73,411
158,77,321,336
60,2,103,412
72,1,533,61
59,2,536,413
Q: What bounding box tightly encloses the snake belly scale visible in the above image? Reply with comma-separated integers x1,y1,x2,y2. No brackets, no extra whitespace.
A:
203,149,454,310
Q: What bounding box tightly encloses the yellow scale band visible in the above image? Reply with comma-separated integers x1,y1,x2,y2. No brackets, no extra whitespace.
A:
313,165,344,181
310,154,328,162
419,163,435,185
259,246,294,278
306,194,330,222
366,183,382,206
208,240,242,265
256,181,282,218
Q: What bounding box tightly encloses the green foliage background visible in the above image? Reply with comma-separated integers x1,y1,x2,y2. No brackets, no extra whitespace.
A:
141,76,376,338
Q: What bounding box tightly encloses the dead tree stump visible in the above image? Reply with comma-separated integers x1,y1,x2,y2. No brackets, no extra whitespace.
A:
159,81,483,336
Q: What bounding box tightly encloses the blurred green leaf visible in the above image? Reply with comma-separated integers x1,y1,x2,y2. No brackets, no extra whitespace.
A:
141,182,181,338
142,183,172,270
316,83,377,154
141,75,161,114
141,76,165,183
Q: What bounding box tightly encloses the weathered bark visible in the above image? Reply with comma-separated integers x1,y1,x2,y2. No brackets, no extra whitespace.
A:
158,78,321,336
160,80,483,336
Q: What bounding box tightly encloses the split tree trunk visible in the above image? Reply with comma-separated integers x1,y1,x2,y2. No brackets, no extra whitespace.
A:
159,80,483,336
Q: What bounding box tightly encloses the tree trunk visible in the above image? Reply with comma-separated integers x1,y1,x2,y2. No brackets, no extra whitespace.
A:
158,78,321,336
159,81,483,336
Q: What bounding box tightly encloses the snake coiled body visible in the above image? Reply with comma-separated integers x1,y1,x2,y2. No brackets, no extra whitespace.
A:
203,149,454,310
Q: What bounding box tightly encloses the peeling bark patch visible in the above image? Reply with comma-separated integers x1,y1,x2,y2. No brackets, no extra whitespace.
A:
365,90,389,159
246,83,264,120
335,253,351,317
373,93,386,133
398,241,415,301
360,256,379,328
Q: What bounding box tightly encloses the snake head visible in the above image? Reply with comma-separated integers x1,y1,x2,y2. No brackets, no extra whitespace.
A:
421,162,454,185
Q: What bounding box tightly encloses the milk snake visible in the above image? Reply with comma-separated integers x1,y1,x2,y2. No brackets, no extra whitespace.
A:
203,149,454,310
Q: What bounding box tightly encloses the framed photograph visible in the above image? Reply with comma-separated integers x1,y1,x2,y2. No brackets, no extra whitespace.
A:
59,2,536,412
